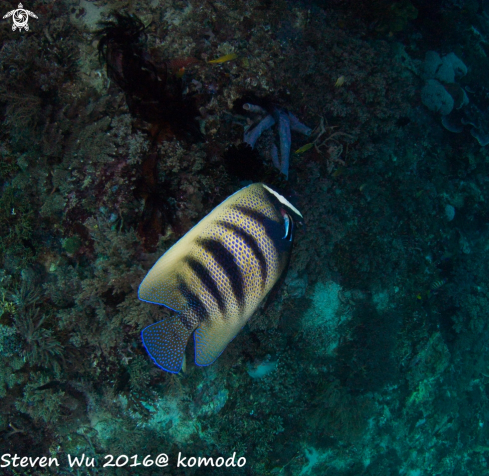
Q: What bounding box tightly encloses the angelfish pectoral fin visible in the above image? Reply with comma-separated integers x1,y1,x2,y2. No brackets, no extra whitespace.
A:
141,312,196,373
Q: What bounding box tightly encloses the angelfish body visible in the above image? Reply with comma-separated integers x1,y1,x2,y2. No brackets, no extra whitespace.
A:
138,183,303,373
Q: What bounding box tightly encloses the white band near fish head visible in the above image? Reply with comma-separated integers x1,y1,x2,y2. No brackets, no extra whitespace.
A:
262,184,303,218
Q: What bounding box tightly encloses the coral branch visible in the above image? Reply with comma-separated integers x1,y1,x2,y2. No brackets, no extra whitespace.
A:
288,112,312,136
244,114,276,148
275,109,292,179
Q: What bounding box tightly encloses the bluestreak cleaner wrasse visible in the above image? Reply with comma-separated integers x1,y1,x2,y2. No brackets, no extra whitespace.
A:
138,183,303,373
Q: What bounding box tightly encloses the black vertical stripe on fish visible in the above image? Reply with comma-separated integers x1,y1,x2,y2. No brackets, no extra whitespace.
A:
197,238,245,308
177,277,209,326
185,257,226,314
179,309,196,331
217,220,268,290
233,206,288,254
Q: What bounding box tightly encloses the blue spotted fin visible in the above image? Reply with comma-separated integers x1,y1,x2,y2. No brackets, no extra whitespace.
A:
142,314,195,372
138,183,303,373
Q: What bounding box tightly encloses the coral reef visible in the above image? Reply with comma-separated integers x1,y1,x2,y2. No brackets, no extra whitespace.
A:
0,0,488,474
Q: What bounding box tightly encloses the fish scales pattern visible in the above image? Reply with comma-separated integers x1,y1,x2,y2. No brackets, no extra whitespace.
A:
139,183,300,372
192,191,284,366
217,221,268,291
141,314,197,372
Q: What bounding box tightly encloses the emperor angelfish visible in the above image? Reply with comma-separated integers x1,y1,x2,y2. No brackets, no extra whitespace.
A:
138,183,303,373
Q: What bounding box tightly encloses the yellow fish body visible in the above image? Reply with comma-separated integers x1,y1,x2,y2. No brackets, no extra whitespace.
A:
294,143,314,154
208,53,238,64
335,75,345,87
138,183,303,372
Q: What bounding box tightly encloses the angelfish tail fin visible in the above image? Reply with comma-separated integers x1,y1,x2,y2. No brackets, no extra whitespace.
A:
141,313,196,373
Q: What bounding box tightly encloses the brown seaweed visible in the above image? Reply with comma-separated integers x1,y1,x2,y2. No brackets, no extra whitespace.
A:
97,12,201,137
